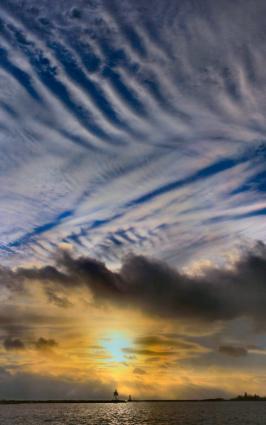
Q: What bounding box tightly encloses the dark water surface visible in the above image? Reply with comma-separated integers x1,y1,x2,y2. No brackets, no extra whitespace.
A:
1,401,266,424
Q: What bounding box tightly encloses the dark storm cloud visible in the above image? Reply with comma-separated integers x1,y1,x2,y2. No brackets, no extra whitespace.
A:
2,334,59,352
34,337,57,351
45,287,73,308
1,242,266,325
218,345,248,357
3,337,25,351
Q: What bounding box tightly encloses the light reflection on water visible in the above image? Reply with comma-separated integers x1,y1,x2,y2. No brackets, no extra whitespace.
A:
1,402,266,425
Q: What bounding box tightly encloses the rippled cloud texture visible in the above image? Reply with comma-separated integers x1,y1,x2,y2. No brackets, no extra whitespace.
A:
0,0,265,267
0,0,266,400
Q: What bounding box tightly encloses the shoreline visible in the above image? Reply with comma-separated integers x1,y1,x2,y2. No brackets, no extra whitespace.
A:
1,399,266,404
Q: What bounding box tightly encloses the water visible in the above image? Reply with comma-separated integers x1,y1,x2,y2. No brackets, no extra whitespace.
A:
1,402,266,425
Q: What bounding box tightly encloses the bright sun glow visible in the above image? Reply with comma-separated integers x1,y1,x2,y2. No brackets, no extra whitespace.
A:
101,332,132,362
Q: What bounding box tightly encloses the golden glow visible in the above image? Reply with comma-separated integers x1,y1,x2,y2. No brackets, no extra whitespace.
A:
0,280,264,400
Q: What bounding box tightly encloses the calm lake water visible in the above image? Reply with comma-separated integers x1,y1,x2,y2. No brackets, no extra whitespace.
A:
1,401,266,425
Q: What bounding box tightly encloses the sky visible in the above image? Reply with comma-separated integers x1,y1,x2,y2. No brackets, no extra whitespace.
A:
0,0,266,400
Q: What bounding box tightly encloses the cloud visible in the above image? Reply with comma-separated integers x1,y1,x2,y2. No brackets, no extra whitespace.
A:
0,242,264,329
0,0,265,272
0,0,265,400
3,337,25,351
134,335,199,350
2,336,58,352
219,345,248,357
0,368,114,400
133,367,146,375
0,305,73,341
4,241,265,326
0,365,231,400
45,287,73,308
34,337,58,351
123,347,174,357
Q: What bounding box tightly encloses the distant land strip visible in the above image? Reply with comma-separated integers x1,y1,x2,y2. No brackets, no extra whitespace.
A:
1,396,266,404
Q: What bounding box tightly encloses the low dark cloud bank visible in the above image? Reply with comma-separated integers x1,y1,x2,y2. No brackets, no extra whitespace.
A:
1,242,266,324
218,345,248,357
3,337,25,351
0,368,114,401
2,336,58,352
35,337,57,351
0,366,230,400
